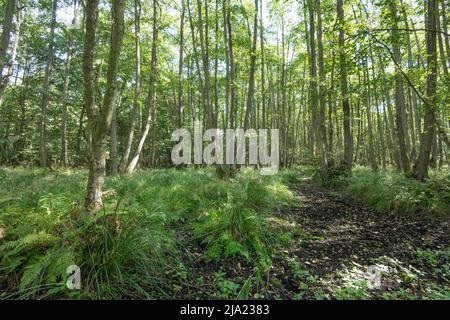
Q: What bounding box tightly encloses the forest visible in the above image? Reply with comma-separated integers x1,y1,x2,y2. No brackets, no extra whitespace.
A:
0,0,449,300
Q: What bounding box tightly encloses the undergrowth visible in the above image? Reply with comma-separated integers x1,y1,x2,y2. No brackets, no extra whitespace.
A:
346,167,450,215
0,167,297,299
1,165,446,300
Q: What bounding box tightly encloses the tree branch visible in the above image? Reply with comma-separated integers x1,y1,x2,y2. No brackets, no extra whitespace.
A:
370,32,450,149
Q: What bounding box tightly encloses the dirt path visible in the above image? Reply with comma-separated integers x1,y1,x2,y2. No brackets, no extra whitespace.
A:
179,178,448,299
273,178,449,298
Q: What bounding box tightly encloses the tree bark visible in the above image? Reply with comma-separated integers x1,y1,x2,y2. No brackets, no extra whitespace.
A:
225,0,236,129
441,0,450,67
39,0,57,167
400,0,419,161
337,0,352,169
364,60,378,171
259,0,266,129
119,0,141,174
413,0,438,180
187,0,204,122
309,0,328,181
244,0,258,130
196,0,214,128
60,0,78,167
0,0,21,107
126,0,158,174
84,0,125,213
110,106,118,175
0,0,16,76
389,0,410,174
317,0,328,165
177,0,185,127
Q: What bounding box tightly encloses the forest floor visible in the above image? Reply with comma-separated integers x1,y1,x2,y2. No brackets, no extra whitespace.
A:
186,177,449,300
271,178,449,299
0,167,448,299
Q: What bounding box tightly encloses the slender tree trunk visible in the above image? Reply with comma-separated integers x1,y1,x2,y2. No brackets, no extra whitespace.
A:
126,0,158,174
119,0,141,174
150,105,157,166
413,0,438,180
60,0,78,167
196,0,213,128
213,0,219,127
244,0,258,130
327,51,336,160
364,61,378,171
441,0,449,67
178,0,185,127
0,0,16,76
187,0,204,121
309,0,328,181
109,80,125,176
387,91,401,168
39,0,57,167
0,0,21,107
370,52,386,169
437,6,449,78
430,129,438,168
389,0,410,174
337,0,352,169
13,45,29,161
226,0,236,129
259,0,266,129
110,106,118,175
317,0,328,165
84,0,125,212
222,0,230,128
354,76,362,164
400,1,419,161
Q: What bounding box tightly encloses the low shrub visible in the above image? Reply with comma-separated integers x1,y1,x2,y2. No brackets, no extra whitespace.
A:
346,167,450,215
193,169,295,270
0,167,297,299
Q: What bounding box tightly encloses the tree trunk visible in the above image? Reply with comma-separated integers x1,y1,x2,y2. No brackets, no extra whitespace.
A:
337,0,352,169
259,0,266,129
84,0,125,213
0,0,16,76
178,0,185,127
213,0,219,127
222,0,230,128
0,0,21,107
281,19,287,165
309,0,328,182
60,0,78,167
400,1,419,161
109,106,118,175
126,0,158,174
389,0,410,174
364,61,378,171
119,0,141,174
441,0,450,67
437,5,449,78
226,0,236,129
316,0,328,165
413,0,437,180
39,0,57,168
244,0,258,130
196,0,214,128
187,0,204,122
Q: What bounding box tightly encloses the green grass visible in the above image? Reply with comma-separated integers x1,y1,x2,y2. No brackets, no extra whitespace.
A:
1,165,448,299
0,167,297,299
346,167,450,216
